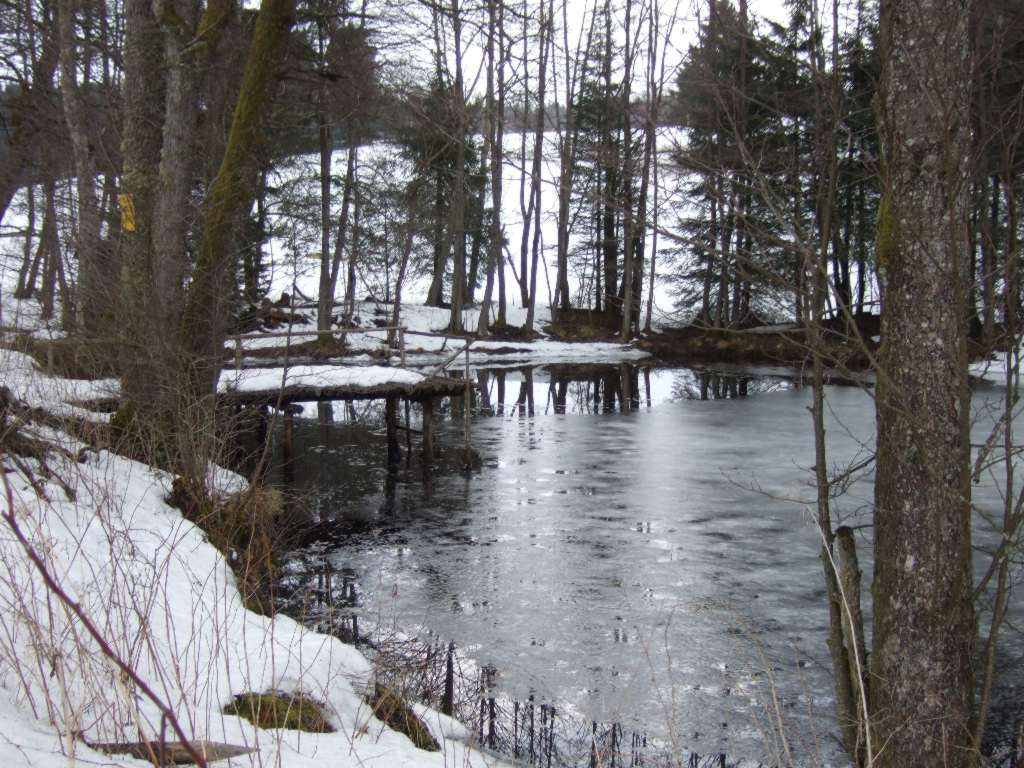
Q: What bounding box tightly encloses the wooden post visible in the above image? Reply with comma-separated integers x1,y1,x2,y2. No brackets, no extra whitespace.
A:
547,707,554,768
442,642,455,716
284,409,294,453
422,398,435,464
488,695,496,749
513,701,520,758
385,395,401,466
529,695,535,764
404,399,412,459
478,691,485,745
256,406,269,457
399,327,406,366
463,347,471,464
836,525,868,739
234,337,242,374
282,408,295,486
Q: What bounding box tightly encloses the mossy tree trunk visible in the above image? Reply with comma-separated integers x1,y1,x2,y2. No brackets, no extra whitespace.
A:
121,0,293,469
179,0,296,402
871,0,975,763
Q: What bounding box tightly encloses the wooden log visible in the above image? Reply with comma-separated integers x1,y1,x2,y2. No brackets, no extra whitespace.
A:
422,398,435,465
385,395,401,466
836,525,869,753
87,740,256,766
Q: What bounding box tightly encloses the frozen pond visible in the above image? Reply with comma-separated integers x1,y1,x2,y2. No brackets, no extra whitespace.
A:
270,364,1022,765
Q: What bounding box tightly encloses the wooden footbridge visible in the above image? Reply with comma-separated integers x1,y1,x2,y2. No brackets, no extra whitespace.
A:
218,325,477,466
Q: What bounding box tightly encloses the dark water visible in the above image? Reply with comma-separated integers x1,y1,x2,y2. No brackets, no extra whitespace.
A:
269,363,1022,765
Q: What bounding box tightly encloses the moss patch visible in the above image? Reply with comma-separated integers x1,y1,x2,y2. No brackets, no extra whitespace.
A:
365,685,439,751
224,692,334,733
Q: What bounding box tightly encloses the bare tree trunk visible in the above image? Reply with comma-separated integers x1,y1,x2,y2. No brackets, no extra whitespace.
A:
316,38,334,337
119,0,168,406
478,0,506,336
700,184,715,323
389,222,414,338
517,0,531,309
324,147,357,325
14,186,36,299
981,175,999,339
496,0,508,332
425,165,448,307
38,183,59,322
524,2,549,333
58,0,104,335
641,0,673,335
151,0,200,338
553,0,593,315
466,158,486,305
618,0,636,339
644,141,658,333
345,168,363,324
447,0,468,335
871,0,974,761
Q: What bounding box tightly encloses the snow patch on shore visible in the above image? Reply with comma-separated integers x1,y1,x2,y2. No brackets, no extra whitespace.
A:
0,430,506,768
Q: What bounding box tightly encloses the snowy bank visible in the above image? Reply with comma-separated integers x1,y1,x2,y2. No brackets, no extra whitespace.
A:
0,428,507,767
220,364,426,394
1,347,119,422
232,300,651,369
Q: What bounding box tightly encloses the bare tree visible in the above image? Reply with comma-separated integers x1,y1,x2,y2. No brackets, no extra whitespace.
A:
477,0,508,335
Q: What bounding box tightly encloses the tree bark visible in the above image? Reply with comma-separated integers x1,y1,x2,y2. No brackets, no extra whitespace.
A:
447,0,468,334
58,0,104,335
477,0,506,336
119,0,169,406
179,0,296,399
316,33,333,337
323,147,357,328
871,0,975,762
151,0,200,335
14,186,36,299
523,3,549,333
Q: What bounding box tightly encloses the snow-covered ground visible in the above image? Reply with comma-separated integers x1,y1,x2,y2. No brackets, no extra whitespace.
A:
220,363,427,394
970,349,1020,386
0,376,510,768
1,347,120,422
234,299,651,372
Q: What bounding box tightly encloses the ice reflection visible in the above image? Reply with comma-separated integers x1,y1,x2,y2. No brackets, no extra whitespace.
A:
270,364,1021,764
474,364,789,416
